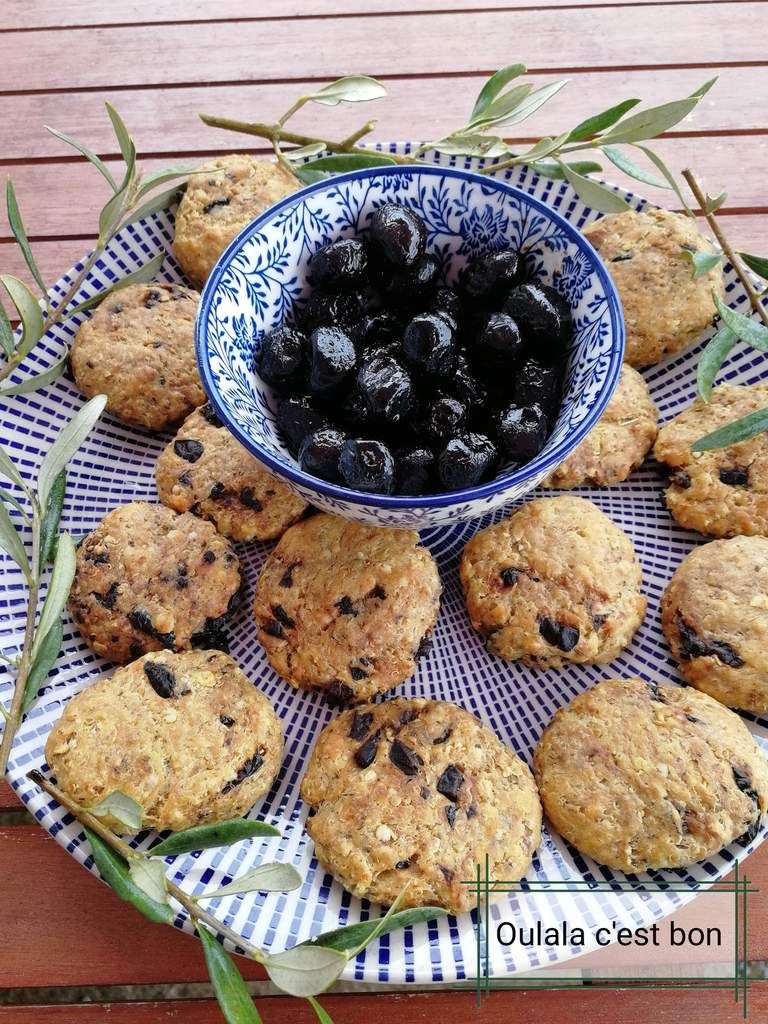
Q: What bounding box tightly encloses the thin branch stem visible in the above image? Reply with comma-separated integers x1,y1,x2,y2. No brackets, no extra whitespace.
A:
682,168,768,330
338,120,378,150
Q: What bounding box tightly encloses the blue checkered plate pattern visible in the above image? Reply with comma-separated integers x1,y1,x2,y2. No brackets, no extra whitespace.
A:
2,144,767,984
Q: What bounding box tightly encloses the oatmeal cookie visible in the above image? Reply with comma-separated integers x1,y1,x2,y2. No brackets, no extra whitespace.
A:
70,282,204,431
68,501,242,664
45,650,283,833
155,403,308,542
662,536,768,714
543,364,658,488
655,384,768,538
534,677,768,871
584,208,724,368
252,514,441,703
300,698,541,912
460,496,645,668
173,155,300,287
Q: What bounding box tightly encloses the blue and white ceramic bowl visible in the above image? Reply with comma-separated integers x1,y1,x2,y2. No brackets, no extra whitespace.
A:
196,165,624,528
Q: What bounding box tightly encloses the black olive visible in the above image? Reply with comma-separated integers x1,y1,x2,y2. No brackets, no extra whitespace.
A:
310,238,368,290
423,395,467,445
298,427,348,483
276,395,329,454
395,447,435,496
339,438,395,495
402,313,457,378
369,203,427,267
459,248,519,304
437,433,497,491
496,403,549,461
356,352,414,424
255,326,307,391
309,326,356,395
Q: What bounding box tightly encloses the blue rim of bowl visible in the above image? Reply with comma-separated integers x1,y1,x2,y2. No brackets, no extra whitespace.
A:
196,163,625,509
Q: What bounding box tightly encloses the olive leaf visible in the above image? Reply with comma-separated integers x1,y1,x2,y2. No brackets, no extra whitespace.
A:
479,79,569,131
697,325,737,402
469,63,527,122
598,97,699,144
264,944,347,998
86,829,174,925
37,394,107,512
39,469,65,568
0,353,68,398
30,532,75,660
307,906,445,957
0,275,44,360
150,817,280,857
706,190,728,214
566,99,640,142
195,861,302,901
681,249,722,279
467,84,534,129
67,252,166,318
601,145,669,189
307,996,334,1024
517,132,571,164
135,165,194,200
121,183,186,229
90,790,144,832
0,499,30,578
691,76,719,99
557,161,630,213
713,292,768,350
428,134,509,159
631,144,692,214
530,159,603,180
309,76,387,107
198,925,263,1024
738,252,768,281
0,442,27,491
0,486,27,519
0,300,14,358
293,154,396,186
129,858,169,905
45,125,118,191
6,179,47,299
284,143,327,162
105,102,136,168
22,617,62,713
692,405,768,452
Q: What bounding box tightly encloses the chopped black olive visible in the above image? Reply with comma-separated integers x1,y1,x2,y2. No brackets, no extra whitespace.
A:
144,661,176,699
92,582,119,610
355,733,379,769
349,711,374,741
445,804,457,828
221,752,265,794
436,764,464,802
389,739,423,776
174,439,204,463
538,617,580,652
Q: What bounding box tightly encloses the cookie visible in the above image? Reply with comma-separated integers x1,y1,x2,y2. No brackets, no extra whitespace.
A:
655,384,768,538
460,496,645,668
70,282,204,431
252,513,441,703
534,677,768,872
68,501,242,664
45,650,283,834
300,698,541,913
173,155,300,287
584,208,724,368
155,403,308,542
662,536,768,714
543,364,658,488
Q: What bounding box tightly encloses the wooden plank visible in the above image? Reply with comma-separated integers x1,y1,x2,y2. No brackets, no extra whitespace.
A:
1,67,764,163
1,6,765,93
0,986,767,1023
0,781,19,810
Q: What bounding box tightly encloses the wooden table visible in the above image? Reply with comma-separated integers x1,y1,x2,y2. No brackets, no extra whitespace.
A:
1,1,767,1020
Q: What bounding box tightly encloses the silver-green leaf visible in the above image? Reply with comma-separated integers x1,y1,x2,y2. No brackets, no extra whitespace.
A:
480,78,569,131
0,298,14,358
196,862,302,901
307,996,334,1024
31,532,76,659
705,189,727,214
567,98,641,142
309,76,387,107
129,858,168,905
67,253,166,317
692,405,768,452
150,818,280,857
45,125,117,192
602,145,670,189
0,353,68,398
90,790,144,832
264,944,347,998
697,325,737,402
738,252,768,282
429,134,509,159
284,142,327,162
0,441,27,491
121,183,185,229
135,165,195,200
469,63,527,122
198,925,263,1024
467,84,534,129
6,179,47,298
22,618,62,713
598,97,700,144
681,249,723,279
37,394,107,512
0,498,30,578
105,102,136,167
558,162,630,213
0,275,44,359
713,292,768,351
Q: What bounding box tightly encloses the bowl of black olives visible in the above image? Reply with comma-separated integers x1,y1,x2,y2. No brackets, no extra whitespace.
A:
196,165,624,528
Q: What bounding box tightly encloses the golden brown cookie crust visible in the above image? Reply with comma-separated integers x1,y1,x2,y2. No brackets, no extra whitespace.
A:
543,363,658,489
155,404,308,542
584,208,724,368
172,155,301,287
534,677,768,872
662,536,768,714
654,384,768,538
300,698,541,913
70,282,204,431
252,514,441,702
68,501,242,664
460,496,646,668
45,650,283,833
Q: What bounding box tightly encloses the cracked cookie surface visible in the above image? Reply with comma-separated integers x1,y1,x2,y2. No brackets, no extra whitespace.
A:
45,650,283,833
70,281,204,431
68,501,242,664
583,208,724,368
662,536,768,714
172,154,300,287
300,697,541,912
460,496,645,668
543,364,658,489
534,677,768,871
252,513,441,702
654,384,768,538
155,403,308,542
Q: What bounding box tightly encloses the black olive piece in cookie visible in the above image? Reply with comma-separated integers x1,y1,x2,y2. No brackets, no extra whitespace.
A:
155,404,308,542
68,501,242,664
460,496,646,668
300,698,542,913
662,536,768,714
252,513,441,702
534,677,768,872
70,282,205,432
45,650,283,833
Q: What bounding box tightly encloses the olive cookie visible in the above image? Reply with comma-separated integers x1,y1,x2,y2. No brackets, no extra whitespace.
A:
662,536,768,714
68,501,242,664
70,282,204,431
584,208,724,368
253,513,441,703
655,384,768,538
45,650,283,834
155,403,308,542
173,155,301,287
460,496,645,668
543,364,658,489
534,677,768,872
300,698,542,913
